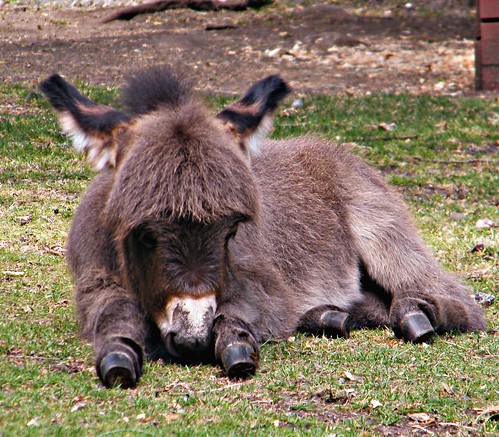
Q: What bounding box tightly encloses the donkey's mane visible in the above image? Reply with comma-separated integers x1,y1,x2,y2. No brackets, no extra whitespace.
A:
121,65,193,116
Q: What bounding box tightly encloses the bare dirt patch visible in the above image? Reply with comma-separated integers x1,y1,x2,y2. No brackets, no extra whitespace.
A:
0,1,484,96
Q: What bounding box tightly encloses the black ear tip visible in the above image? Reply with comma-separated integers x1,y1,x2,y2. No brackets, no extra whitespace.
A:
39,74,66,94
263,74,291,96
268,74,289,86
237,74,291,110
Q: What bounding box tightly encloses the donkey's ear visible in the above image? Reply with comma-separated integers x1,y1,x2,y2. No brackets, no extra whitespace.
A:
217,75,291,156
40,75,131,171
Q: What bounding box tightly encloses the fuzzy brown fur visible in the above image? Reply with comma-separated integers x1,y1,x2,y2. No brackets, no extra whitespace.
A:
40,66,486,387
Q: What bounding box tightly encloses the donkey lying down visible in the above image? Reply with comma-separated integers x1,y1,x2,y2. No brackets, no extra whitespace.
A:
40,66,485,388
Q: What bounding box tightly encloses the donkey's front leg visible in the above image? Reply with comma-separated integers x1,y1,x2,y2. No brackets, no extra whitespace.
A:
76,274,147,388
93,298,146,388
213,314,260,379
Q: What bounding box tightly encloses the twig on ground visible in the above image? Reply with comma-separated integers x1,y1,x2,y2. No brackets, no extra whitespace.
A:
410,424,435,435
439,422,478,432
412,157,498,165
154,381,247,397
356,135,419,142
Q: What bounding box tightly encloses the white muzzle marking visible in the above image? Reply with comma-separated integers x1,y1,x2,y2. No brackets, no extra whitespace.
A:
157,294,217,340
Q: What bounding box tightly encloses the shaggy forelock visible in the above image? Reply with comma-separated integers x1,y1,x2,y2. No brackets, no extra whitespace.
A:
106,101,259,234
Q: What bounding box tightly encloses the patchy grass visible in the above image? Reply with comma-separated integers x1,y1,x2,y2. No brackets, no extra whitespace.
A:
1,82,498,435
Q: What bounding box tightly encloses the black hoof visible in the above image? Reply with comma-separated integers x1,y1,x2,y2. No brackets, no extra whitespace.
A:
400,311,435,344
99,352,137,389
221,343,258,379
321,311,351,338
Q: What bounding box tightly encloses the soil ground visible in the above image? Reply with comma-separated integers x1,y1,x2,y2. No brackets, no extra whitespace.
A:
0,1,488,97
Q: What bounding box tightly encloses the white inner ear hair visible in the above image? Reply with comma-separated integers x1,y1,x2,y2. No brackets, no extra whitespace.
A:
57,111,112,171
246,114,274,157
58,111,92,152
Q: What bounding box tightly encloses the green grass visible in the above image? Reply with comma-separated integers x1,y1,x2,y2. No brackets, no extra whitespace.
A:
1,82,498,435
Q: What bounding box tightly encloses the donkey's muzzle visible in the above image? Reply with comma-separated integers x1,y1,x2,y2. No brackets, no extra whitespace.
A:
156,293,217,363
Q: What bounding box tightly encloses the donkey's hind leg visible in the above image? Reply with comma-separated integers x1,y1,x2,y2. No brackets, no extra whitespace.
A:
76,273,148,388
349,193,485,342
298,289,392,338
297,305,352,338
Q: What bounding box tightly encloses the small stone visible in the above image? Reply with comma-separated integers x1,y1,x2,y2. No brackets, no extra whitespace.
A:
471,243,486,253
476,218,494,228
472,292,495,307
18,216,32,226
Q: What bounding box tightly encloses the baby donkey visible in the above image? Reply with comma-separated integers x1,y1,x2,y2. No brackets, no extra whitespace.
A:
40,66,485,388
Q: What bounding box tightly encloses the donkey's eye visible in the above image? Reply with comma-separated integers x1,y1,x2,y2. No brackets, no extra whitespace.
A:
134,228,157,250
225,225,239,242
226,230,237,241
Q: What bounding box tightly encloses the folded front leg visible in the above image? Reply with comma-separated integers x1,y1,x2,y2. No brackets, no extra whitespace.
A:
213,314,260,379
76,273,147,388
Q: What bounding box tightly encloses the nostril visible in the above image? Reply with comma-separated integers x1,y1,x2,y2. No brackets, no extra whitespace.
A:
165,331,196,356
165,332,181,358
164,331,213,362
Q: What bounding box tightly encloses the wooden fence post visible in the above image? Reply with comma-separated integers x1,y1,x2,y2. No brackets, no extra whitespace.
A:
476,0,499,90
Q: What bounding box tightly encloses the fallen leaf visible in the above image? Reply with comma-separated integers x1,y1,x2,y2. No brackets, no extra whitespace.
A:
27,417,40,427
378,122,396,131
471,243,486,253
18,216,32,226
471,292,495,307
71,402,87,412
164,413,181,422
441,382,455,395
407,412,433,423
342,371,357,381
265,48,281,58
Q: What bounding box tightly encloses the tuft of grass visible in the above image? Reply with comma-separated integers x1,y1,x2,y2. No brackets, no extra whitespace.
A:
1,82,497,435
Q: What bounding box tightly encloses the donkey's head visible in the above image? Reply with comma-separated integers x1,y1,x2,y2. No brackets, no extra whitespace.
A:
40,66,290,362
